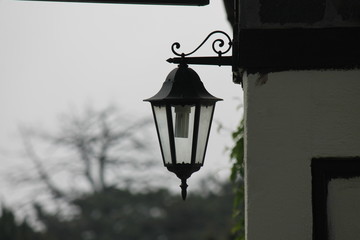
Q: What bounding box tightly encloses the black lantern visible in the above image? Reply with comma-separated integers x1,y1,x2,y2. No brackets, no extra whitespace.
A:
144,63,222,200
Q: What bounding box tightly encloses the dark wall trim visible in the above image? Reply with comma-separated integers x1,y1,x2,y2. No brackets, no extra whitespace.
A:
239,28,360,74
259,0,326,24
311,157,360,240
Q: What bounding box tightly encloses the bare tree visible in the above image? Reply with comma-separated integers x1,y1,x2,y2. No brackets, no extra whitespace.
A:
11,105,161,209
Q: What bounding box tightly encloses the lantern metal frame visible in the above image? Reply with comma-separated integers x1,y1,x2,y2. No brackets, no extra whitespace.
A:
144,63,222,200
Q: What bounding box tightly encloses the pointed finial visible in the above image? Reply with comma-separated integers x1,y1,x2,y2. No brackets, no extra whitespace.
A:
180,179,188,200
167,58,174,63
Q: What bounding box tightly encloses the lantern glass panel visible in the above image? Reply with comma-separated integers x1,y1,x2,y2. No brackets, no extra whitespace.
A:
172,105,195,164
195,105,214,164
153,105,172,164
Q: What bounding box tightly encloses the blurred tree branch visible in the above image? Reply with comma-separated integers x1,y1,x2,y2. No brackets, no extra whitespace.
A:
19,130,67,201
13,105,158,209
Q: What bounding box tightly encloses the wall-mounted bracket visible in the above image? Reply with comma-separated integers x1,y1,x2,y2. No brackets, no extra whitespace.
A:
166,30,241,84
167,56,233,66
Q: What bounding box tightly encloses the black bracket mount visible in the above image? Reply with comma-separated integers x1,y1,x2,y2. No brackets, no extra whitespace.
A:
166,30,241,84
167,0,241,84
168,30,232,63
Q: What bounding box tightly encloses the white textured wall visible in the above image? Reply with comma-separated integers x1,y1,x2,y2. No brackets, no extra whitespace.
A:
244,70,360,240
328,177,360,240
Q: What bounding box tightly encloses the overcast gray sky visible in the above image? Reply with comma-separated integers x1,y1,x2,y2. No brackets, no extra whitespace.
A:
0,0,243,205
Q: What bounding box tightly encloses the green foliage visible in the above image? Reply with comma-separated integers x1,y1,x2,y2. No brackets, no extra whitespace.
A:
0,206,44,240
229,119,245,240
35,185,235,240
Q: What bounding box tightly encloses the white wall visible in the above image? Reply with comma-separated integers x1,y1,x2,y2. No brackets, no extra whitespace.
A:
243,70,360,240
328,177,360,240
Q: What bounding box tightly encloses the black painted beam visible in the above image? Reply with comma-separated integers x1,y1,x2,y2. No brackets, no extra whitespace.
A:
239,27,360,73
23,0,209,5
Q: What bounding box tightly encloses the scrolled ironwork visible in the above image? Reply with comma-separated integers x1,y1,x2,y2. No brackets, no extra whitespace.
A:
171,30,232,58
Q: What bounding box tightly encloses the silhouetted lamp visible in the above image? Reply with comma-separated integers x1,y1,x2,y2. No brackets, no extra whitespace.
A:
144,63,222,200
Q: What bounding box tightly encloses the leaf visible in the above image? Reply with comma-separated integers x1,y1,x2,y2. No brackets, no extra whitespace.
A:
228,118,245,240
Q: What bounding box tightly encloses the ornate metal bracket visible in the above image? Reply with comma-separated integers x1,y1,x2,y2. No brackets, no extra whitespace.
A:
171,30,232,58
167,30,241,84
167,30,233,66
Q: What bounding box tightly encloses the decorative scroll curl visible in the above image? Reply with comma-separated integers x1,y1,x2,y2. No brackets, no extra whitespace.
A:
171,30,232,58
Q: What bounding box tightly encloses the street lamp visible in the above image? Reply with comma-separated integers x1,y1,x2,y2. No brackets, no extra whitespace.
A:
145,31,234,200
144,62,222,200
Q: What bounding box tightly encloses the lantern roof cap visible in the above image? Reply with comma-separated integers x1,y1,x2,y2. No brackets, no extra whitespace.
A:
144,64,222,104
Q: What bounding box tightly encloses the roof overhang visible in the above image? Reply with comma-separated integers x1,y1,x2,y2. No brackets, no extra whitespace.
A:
22,0,209,5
